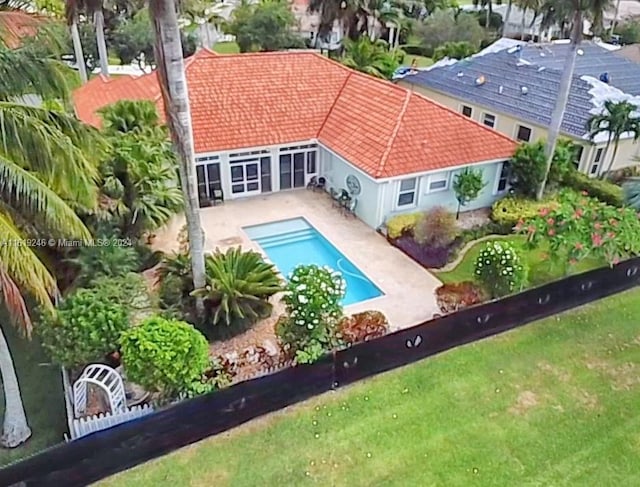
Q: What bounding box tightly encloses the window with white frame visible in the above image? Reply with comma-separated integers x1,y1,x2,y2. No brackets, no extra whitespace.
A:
482,113,496,128
461,105,473,117
397,178,417,207
427,171,449,192
573,145,584,169
589,148,604,176
495,161,510,194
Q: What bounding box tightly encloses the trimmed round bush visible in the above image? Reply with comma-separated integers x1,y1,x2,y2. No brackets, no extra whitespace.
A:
119,316,210,397
474,241,528,298
38,287,130,368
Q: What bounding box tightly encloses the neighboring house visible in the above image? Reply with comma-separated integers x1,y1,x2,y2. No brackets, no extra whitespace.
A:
73,50,516,229
398,40,640,177
0,11,41,48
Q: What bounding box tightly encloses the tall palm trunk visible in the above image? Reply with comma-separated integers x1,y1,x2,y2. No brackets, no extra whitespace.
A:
149,0,207,303
501,0,512,36
0,326,31,448
69,19,88,84
609,0,621,35
94,9,109,76
485,0,492,28
602,138,619,178
537,11,583,200
520,7,526,40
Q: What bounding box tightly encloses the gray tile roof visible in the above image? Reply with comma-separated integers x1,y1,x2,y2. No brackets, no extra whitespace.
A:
404,42,640,138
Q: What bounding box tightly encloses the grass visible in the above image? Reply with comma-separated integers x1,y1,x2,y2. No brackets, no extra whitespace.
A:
0,315,66,467
213,42,240,54
437,236,606,287
98,287,640,486
405,54,433,67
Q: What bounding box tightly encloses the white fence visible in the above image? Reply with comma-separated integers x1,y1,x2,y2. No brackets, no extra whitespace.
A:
71,404,155,439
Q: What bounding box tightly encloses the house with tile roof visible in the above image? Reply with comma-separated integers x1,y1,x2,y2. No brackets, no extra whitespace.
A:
0,11,42,49
398,40,640,178
73,49,516,229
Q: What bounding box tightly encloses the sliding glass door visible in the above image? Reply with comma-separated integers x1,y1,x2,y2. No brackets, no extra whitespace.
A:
278,144,318,190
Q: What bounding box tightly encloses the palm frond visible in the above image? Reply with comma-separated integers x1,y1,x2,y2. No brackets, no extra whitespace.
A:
0,264,32,336
0,153,91,239
0,102,102,208
0,212,58,311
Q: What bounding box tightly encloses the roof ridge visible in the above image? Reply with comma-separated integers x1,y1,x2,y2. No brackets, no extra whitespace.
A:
375,90,412,178
316,71,354,137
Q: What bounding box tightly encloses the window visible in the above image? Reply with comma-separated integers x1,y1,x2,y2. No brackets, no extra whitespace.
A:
461,105,473,118
573,145,584,169
427,171,449,192
279,144,317,189
495,161,510,193
397,178,417,207
590,148,604,176
516,125,532,142
482,113,496,128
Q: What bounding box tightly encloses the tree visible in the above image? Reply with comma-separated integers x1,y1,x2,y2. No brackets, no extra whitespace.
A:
515,0,540,40
587,100,640,179
63,0,88,83
433,41,477,61
226,0,304,53
149,0,206,310
452,168,486,218
537,0,613,200
414,10,484,55
0,42,100,447
341,37,401,79
111,7,197,70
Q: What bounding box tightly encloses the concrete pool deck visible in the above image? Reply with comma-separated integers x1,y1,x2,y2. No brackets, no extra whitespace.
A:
154,191,442,331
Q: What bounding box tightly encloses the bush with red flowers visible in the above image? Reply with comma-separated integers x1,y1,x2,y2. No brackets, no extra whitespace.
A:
515,188,640,267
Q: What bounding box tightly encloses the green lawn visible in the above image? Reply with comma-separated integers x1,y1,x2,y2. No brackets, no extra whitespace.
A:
0,316,66,467
213,42,240,54
437,236,606,287
405,54,433,67
98,288,640,486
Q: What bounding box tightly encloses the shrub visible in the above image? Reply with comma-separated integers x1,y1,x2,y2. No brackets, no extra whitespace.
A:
491,196,559,229
433,41,477,61
38,287,130,368
193,248,282,329
474,241,528,298
338,311,389,345
68,237,139,287
435,281,487,314
401,43,432,58
276,265,345,364
159,273,185,310
386,212,420,239
119,316,211,397
414,206,457,247
563,170,625,207
510,141,548,198
90,272,153,313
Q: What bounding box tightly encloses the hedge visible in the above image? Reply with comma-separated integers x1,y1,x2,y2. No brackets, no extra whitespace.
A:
563,171,625,207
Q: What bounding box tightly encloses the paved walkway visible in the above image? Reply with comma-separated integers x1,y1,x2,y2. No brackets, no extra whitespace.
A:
154,191,442,331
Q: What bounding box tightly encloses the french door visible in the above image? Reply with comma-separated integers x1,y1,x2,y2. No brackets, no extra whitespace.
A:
195,158,221,206
279,145,317,190
229,156,272,197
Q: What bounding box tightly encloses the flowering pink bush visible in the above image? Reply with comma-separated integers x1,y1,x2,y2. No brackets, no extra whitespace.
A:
515,189,640,266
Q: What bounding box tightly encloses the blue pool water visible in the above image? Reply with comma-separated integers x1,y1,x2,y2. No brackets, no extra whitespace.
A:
244,218,383,305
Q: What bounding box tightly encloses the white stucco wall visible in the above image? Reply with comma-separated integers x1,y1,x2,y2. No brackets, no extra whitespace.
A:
380,161,508,225
319,146,382,228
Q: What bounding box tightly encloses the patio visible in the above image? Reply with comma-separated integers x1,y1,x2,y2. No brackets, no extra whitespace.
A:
155,190,441,331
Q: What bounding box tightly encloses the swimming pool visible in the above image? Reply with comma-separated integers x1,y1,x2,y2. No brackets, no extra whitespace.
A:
243,218,383,305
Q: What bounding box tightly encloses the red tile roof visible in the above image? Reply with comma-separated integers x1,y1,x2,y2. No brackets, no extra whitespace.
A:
0,12,42,49
73,50,516,178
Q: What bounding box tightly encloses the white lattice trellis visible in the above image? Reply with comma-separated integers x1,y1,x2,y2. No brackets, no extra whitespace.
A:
73,364,126,418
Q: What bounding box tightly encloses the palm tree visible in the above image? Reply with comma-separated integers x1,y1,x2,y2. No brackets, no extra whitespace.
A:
536,0,613,200
0,43,100,447
148,0,206,309
65,0,109,77
515,0,539,40
63,0,89,83
587,100,640,178
342,37,400,78
192,248,282,327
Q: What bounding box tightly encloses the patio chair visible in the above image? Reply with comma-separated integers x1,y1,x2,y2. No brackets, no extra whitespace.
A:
344,197,358,217
212,188,224,206
315,177,326,192
306,176,318,190
329,187,341,208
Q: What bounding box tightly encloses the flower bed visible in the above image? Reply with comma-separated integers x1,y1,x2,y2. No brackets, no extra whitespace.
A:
392,234,462,268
